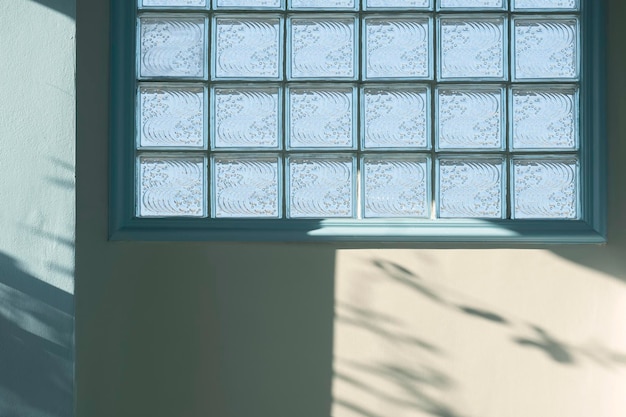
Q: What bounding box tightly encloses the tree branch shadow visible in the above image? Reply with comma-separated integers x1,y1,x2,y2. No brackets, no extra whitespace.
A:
0,252,73,417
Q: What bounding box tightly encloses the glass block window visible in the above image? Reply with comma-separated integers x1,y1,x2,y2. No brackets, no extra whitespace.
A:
134,0,582,221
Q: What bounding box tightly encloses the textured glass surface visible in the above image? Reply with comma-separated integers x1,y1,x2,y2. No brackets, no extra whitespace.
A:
214,17,281,79
215,0,282,7
363,88,429,149
513,159,578,219
290,0,355,9
437,88,503,149
513,0,577,10
139,86,205,148
139,17,205,78
439,17,505,79
363,157,429,218
133,2,585,223
213,87,280,149
364,18,430,79
366,0,431,8
142,0,205,6
512,88,578,150
438,159,504,218
213,156,280,218
290,18,356,79
439,0,504,8
138,157,205,217
288,88,355,149
514,19,578,80
288,157,354,218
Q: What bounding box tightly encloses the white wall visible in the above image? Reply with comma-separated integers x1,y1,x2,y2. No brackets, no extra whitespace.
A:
0,0,75,416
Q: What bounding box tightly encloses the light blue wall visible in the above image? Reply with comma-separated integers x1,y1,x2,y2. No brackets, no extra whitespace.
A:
0,1,75,416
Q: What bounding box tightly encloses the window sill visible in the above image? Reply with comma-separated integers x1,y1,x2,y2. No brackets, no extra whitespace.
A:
110,217,606,244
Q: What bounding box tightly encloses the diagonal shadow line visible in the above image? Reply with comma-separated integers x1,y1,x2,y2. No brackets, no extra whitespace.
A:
0,254,73,315
30,0,75,20
1,315,73,361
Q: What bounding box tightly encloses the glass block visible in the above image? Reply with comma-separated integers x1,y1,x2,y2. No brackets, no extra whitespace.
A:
363,157,429,218
213,87,280,149
437,88,504,150
139,17,206,78
290,0,356,9
214,17,282,79
362,87,429,149
288,157,355,218
364,18,430,79
289,18,356,79
288,87,355,149
142,0,206,6
212,156,281,218
513,159,578,219
513,0,577,10
139,86,205,148
138,157,205,217
439,0,504,9
438,159,504,218
215,0,282,8
514,18,579,80
439,17,506,80
511,88,578,150
366,0,431,9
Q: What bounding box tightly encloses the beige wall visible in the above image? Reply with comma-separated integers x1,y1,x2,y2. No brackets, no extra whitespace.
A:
76,1,626,417
333,249,626,417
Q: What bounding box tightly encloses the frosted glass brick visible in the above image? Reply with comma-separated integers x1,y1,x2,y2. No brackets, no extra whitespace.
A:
362,88,429,149
139,17,206,78
212,156,281,218
438,159,504,218
142,0,206,6
214,17,281,79
513,0,577,10
215,0,282,7
138,157,205,217
288,88,355,149
290,0,356,9
213,87,280,149
288,157,355,218
366,0,431,9
364,18,430,79
511,88,578,150
139,86,205,148
437,88,504,150
363,157,429,218
289,18,356,79
439,17,506,79
513,159,578,219
439,0,504,9
514,19,579,80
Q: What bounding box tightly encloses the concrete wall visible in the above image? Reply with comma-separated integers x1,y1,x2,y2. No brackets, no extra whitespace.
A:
0,0,612,416
0,0,75,416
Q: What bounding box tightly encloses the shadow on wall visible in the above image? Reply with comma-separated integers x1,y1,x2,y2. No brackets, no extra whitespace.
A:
30,0,75,20
0,252,74,417
210,245,336,417
373,258,626,369
333,257,626,417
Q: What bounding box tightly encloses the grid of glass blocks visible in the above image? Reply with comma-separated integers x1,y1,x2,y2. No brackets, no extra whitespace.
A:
136,0,581,220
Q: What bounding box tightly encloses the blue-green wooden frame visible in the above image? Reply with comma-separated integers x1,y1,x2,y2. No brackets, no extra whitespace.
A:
110,0,607,243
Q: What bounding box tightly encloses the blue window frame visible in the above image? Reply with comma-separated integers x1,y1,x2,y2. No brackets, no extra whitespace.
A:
110,0,607,242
